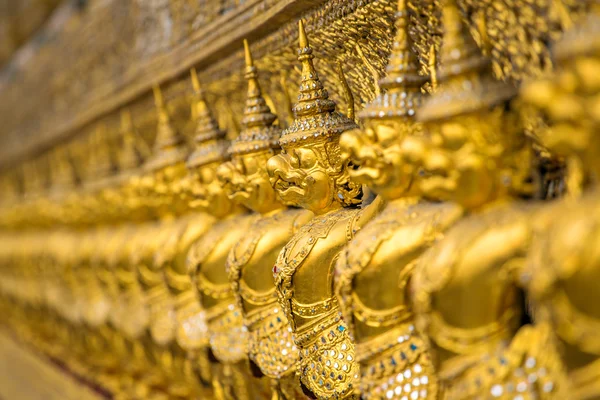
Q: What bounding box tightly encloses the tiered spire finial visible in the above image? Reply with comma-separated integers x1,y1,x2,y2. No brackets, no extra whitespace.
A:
190,68,223,143
360,0,426,120
118,109,148,174
279,20,357,146
229,39,281,155
418,0,516,122
294,20,334,115
437,0,489,83
143,85,189,172
186,68,229,168
49,146,77,193
89,124,117,181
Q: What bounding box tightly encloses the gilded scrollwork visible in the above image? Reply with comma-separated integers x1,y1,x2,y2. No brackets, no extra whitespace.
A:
0,1,597,399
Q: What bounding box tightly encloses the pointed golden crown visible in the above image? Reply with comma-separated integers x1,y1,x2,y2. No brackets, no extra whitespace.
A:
418,0,516,122
143,85,189,172
360,0,426,120
280,20,357,146
49,146,77,193
22,160,43,197
118,110,149,173
229,39,281,155
0,172,21,203
186,68,229,168
88,124,118,181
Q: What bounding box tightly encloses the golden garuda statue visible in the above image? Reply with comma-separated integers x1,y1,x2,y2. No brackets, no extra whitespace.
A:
217,39,313,399
335,0,462,399
267,20,381,400
0,1,599,399
521,3,600,399
411,0,568,398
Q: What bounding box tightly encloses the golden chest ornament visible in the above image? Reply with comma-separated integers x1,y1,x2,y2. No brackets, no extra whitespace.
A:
274,206,363,400
524,192,600,399
439,324,567,400
136,232,178,345
119,281,149,340
60,273,85,324
174,288,207,350
190,213,259,364
146,282,176,346
156,217,214,351
227,209,305,379
96,266,121,328
413,204,567,399
80,270,111,328
335,199,463,400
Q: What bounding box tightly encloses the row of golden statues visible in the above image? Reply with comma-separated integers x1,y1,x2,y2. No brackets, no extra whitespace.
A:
0,0,599,399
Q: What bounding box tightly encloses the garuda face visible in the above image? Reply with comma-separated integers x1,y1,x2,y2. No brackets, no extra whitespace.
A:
155,164,187,197
185,161,232,218
135,163,187,211
418,110,528,209
267,139,361,214
523,54,600,179
340,119,420,200
217,150,282,214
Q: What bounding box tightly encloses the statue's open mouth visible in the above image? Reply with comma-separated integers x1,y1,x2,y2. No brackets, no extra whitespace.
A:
188,197,209,209
420,167,457,198
350,164,382,184
419,157,452,179
273,177,305,198
230,187,251,201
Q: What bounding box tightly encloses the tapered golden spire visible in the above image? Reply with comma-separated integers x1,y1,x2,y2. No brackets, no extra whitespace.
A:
418,0,516,122
22,161,42,198
88,124,118,180
186,68,229,168
49,146,77,193
279,20,356,146
118,109,148,173
230,39,281,155
190,68,225,144
144,85,189,172
438,0,488,82
360,0,426,119
294,20,333,113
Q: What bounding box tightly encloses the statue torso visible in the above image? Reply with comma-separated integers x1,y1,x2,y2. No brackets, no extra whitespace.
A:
79,261,110,328
232,208,311,313
136,223,176,345
413,201,566,399
114,232,149,340
526,189,600,399
227,207,312,379
273,206,367,400
336,198,463,399
146,213,216,350
275,207,362,328
163,212,215,294
188,212,257,364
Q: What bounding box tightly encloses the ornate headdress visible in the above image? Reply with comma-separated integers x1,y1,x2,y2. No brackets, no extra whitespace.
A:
143,85,189,173
359,0,426,120
185,69,229,168
88,124,118,180
229,40,281,155
83,124,119,191
418,0,516,122
118,109,149,173
49,146,77,193
279,20,357,146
